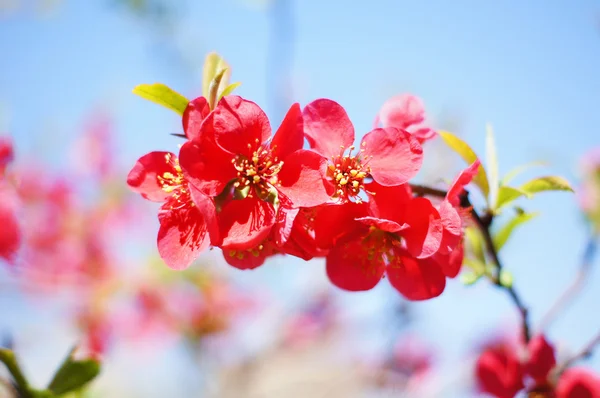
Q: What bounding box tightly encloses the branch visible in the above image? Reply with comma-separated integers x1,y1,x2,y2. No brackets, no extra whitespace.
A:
410,183,531,342
558,330,600,374
539,235,597,330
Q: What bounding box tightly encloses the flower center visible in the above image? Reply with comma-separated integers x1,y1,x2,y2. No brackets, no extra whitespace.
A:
157,153,193,210
232,140,284,198
362,227,399,262
327,145,371,202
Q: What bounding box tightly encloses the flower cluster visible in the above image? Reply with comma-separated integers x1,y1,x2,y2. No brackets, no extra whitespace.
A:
476,334,600,397
129,88,476,300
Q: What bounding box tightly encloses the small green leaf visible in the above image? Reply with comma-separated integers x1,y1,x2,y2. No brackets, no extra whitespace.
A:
208,68,229,110
0,348,32,396
519,176,574,195
498,269,513,288
501,161,547,186
218,82,242,101
492,212,539,251
47,349,101,395
464,227,485,263
460,270,482,286
202,52,231,99
438,130,490,199
486,124,499,208
464,257,486,275
495,186,529,211
132,83,189,115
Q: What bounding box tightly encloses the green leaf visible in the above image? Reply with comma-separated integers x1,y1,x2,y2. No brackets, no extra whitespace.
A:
519,176,574,195
207,68,229,110
495,186,530,211
501,161,547,186
464,226,485,263
498,269,513,288
47,349,101,395
202,52,231,99
0,348,33,396
486,124,499,208
218,82,242,101
463,257,486,275
438,130,490,200
460,271,481,286
132,83,189,115
492,212,539,251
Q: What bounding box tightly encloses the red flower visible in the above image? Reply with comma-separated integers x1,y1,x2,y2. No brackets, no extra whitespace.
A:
180,96,331,253
0,185,20,264
374,94,436,143
556,368,600,398
476,343,525,398
525,335,556,384
127,151,218,270
0,136,14,175
302,98,423,202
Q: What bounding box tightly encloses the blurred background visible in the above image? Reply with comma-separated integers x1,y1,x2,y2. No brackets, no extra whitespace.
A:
1,0,600,396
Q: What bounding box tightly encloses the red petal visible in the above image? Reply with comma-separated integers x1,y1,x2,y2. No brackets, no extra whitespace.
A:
157,205,211,270
210,96,271,157
189,185,220,246
377,94,426,129
326,236,385,291
272,204,299,247
386,252,446,300
525,335,556,383
282,207,328,261
355,216,407,233
361,127,423,186
271,103,304,161
438,200,463,254
401,197,444,259
277,149,333,208
179,138,236,197
365,181,413,222
302,99,354,158
0,136,14,174
127,151,177,202
475,348,525,398
222,240,276,270
0,199,20,263
312,202,369,249
557,368,600,398
446,160,481,207
183,96,211,140
218,197,276,250
433,241,464,278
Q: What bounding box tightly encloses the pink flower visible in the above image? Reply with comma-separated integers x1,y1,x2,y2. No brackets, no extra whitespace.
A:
374,94,436,143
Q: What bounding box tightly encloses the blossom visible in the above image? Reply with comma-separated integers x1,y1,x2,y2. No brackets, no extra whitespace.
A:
374,94,436,142
476,341,525,398
556,368,600,398
0,136,14,175
0,138,20,264
127,151,218,270
179,96,331,254
302,98,423,202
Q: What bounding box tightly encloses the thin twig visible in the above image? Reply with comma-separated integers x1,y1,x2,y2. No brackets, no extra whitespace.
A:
539,235,598,330
558,330,600,374
410,183,531,342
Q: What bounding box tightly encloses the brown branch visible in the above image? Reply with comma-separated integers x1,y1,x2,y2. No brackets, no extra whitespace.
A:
539,236,597,331
410,183,531,342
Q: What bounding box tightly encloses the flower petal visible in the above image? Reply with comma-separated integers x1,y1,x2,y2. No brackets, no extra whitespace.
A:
182,96,211,140
0,136,14,174
179,138,236,197
302,99,354,158
127,151,177,202
355,216,407,233
272,203,299,247
437,200,463,255
433,241,464,278
326,236,385,291
556,368,600,398
365,181,413,223
525,335,556,383
361,127,423,186
0,198,20,263
222,240,276,270
157,206,210,270
277,149,333,208
271,103,304,161
446,160,481,207
210,95,271,157
189,185,220,246
401,197,444,259
386,252,446,300
312,202,369,250
218,197,277,250
475,347,525,398
377,94,426,129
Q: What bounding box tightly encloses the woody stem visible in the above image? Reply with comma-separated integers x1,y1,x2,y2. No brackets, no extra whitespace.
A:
410,183,531,342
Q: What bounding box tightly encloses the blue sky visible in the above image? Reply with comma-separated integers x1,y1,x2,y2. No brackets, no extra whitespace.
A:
1,0,600,395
